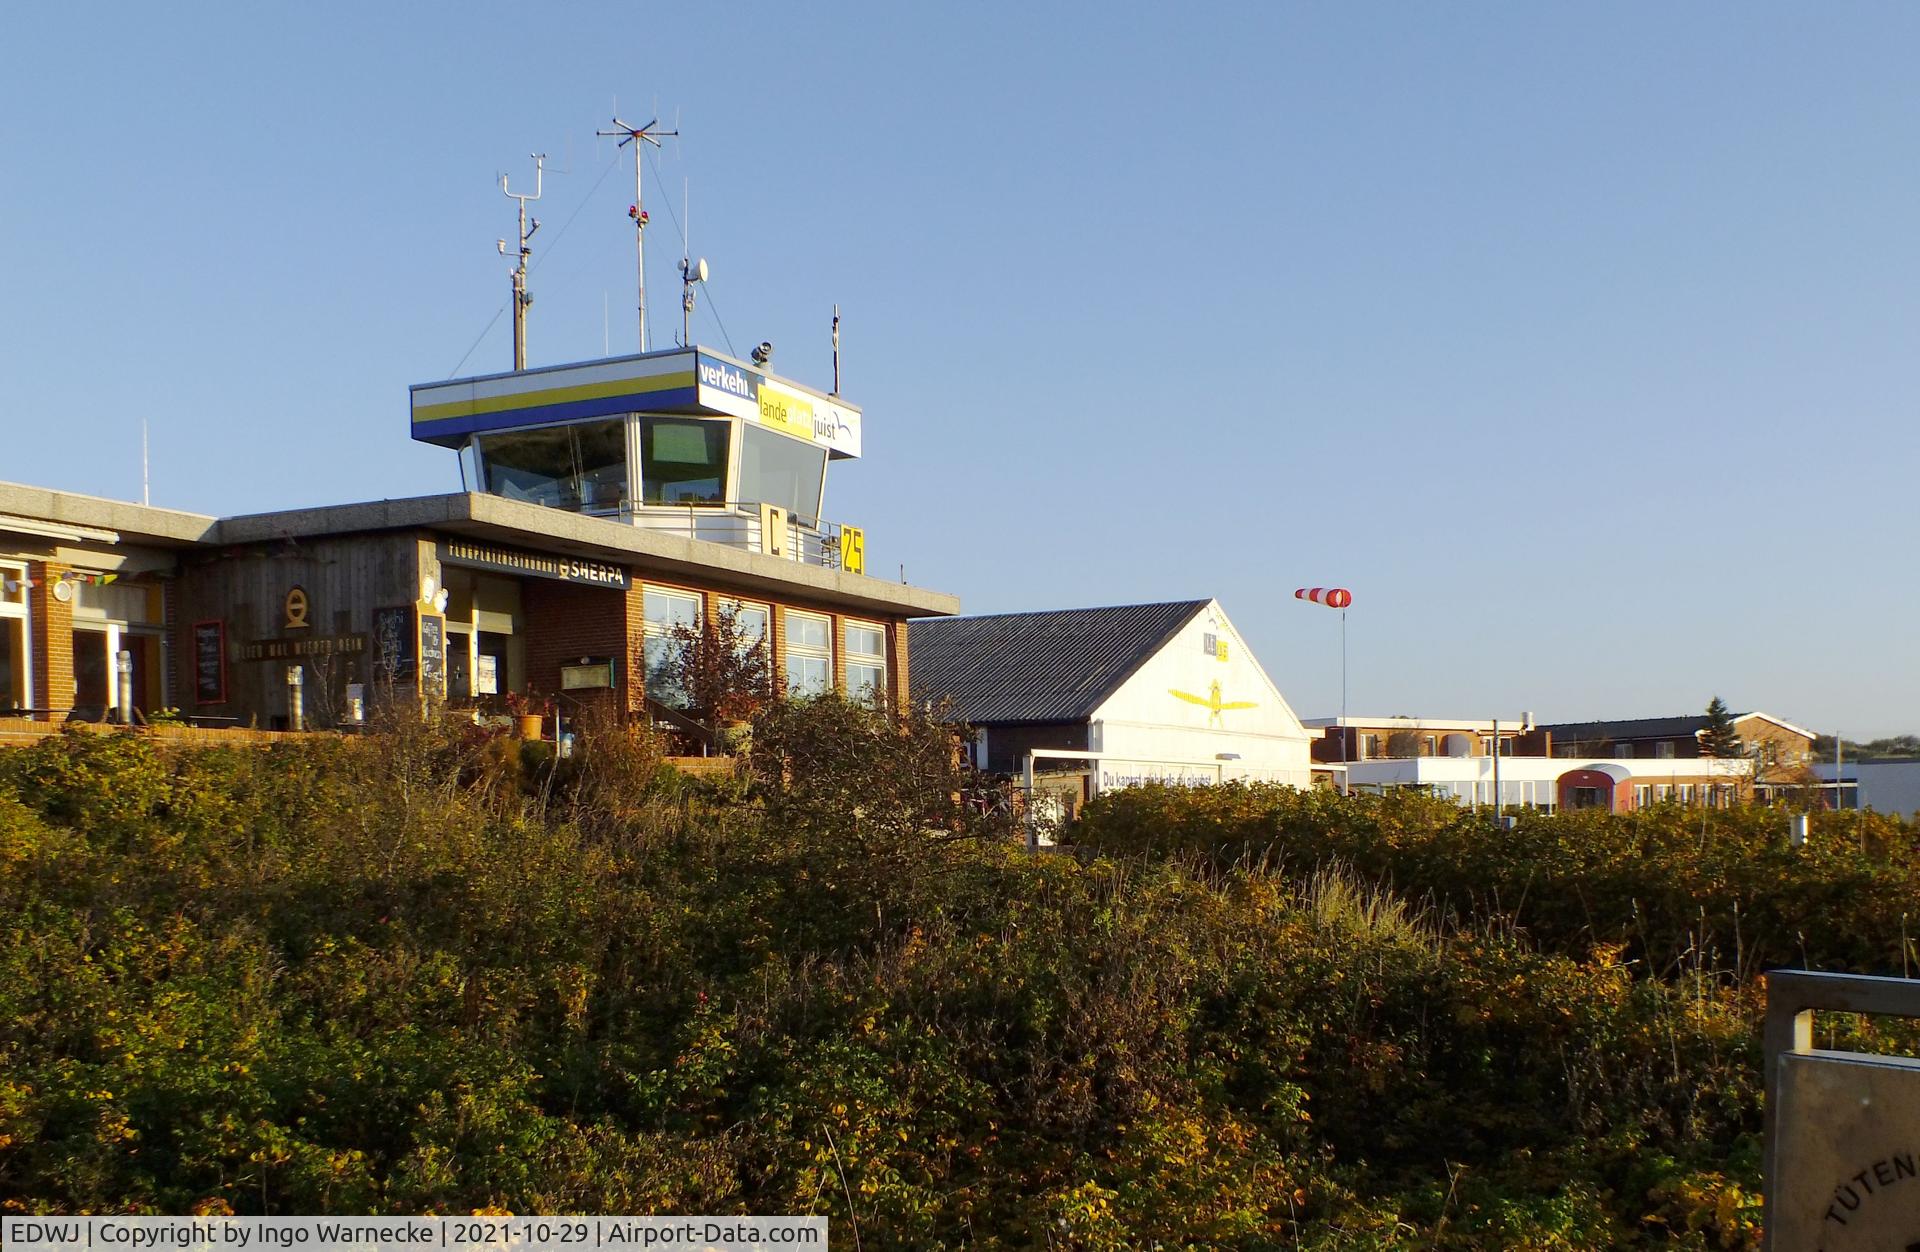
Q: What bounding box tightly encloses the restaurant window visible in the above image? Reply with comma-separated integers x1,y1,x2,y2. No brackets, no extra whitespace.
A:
640,416,730,505
844,620,887,703
784,610,832,697
641,587,702,707
0,562,27,711
480,419,630,512
739,424,826,520
718,599,772,695
720,599,770,656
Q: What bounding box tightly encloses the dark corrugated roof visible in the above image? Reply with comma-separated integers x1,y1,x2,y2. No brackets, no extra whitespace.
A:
909,600,1210,724
1541,715,1707,741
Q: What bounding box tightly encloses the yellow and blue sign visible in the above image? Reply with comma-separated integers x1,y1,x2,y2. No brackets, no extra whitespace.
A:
409,347,862,458
410,352,699,445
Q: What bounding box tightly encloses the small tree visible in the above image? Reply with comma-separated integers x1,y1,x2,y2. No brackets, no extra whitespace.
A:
656,602,774,749
1700,696,1744,758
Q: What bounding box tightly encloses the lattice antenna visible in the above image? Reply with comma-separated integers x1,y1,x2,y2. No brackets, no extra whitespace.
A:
596,115,678,352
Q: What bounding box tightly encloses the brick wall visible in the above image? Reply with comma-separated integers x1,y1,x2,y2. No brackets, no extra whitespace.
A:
522,580,630,722
888,619,909,709
27,561,73,714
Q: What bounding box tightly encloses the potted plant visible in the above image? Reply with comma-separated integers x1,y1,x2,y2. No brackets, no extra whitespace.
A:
505,689,549,741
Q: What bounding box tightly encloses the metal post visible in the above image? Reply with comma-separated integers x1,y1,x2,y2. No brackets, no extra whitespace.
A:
1023,751,1038,852
598,118,676,354
1338,609,1348,794
512,192,528,369
114,649,134,724
286,665,304,732
502,155,543,371
1492,717,1500,818
632,150,646,350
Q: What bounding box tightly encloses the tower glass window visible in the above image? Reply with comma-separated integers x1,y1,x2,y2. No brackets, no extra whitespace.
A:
640,417,730,505
479,419,629,512
739,425,826,519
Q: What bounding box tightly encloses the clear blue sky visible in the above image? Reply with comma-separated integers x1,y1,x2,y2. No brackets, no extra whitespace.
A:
4,4,1916,737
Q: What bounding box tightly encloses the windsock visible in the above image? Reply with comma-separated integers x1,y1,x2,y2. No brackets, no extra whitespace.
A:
1294,587,1352,609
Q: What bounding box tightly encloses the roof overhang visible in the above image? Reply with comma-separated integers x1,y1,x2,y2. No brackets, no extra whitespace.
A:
0,480,217,548
214,492,956,618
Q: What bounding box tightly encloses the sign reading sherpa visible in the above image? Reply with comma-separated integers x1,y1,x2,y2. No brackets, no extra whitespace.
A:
438,540,629,589
1763,970,1920,1250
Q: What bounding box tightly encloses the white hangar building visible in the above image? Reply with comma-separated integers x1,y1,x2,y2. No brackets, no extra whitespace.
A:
908,599,1315,799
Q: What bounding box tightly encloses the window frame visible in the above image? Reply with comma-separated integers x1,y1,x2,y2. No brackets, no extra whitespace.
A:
0,561,30,711
783,608,833,698
843,618,888,703
640,584,704,708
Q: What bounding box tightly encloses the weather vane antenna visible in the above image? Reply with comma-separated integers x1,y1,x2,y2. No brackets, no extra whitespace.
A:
597,115,678,352
500,154,544,369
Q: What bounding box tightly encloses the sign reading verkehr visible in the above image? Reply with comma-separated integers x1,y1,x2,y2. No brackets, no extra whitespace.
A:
1,1217,826,1252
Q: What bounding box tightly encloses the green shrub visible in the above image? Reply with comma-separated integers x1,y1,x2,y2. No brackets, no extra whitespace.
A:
0,714,1847,1247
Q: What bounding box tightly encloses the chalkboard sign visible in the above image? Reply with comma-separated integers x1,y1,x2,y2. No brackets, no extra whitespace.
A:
192,620,227,705
418,614,446,697
373,606,415,681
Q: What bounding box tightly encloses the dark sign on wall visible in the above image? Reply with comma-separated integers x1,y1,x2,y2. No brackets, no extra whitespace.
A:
193,620,227,705
373,606,415,681
437,540,630,589
419,614,446,697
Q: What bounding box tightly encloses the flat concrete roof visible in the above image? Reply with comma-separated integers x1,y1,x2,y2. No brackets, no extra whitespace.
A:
215,492,960,618
0,480,217,546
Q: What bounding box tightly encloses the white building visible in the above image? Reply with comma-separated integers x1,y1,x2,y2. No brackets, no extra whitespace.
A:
908,599,1315,801
1337,753,1752,812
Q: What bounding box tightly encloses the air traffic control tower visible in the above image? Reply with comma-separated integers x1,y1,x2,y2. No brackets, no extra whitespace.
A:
410,345,866,571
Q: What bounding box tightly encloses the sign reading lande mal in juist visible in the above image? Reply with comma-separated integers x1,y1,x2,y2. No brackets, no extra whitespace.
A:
693,351,862,459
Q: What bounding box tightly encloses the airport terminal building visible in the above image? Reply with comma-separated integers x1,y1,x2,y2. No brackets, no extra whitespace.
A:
1,346,954,730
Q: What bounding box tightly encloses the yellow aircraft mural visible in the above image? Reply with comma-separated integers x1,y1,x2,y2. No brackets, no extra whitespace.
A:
1169,679,1257,727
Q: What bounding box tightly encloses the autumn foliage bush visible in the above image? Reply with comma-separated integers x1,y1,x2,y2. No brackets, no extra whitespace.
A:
2,710,1911,1246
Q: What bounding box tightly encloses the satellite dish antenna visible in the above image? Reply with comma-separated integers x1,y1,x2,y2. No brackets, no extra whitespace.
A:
693,257,709,282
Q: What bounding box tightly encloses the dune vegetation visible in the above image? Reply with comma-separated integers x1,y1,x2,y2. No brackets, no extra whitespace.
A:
2,702,1915,1248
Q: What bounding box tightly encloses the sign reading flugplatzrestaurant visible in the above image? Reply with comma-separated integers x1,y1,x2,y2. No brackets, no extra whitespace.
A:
438,541,630,589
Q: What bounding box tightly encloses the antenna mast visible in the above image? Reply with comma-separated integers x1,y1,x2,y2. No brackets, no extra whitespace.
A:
597,115,677,352
500,154,544,369
678,179,710,346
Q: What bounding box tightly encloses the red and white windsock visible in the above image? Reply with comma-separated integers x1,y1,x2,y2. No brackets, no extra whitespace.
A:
1294,587,1352,609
